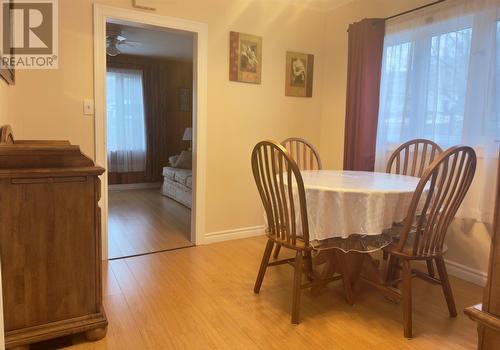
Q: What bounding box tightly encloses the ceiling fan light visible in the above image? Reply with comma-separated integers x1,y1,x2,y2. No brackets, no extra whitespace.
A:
106,45,121,57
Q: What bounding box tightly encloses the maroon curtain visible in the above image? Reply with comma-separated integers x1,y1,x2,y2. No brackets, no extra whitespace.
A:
143,62,170,182
343,18,385,171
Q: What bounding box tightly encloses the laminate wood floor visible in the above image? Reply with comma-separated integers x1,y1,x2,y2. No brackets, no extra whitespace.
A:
107,189,192,259
38,236,482,350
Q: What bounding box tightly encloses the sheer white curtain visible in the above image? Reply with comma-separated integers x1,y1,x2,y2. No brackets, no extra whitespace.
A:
376,0,500,222
106,68,147,173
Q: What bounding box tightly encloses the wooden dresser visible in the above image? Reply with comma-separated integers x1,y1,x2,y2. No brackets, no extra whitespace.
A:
0,125,107,349
465,149,500,349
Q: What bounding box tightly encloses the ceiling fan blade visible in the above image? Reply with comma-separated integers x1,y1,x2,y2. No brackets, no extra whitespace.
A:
119,41,142,47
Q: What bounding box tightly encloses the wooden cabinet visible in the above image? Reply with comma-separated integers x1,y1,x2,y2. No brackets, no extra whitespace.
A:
0,125,107,349
465,150,500,349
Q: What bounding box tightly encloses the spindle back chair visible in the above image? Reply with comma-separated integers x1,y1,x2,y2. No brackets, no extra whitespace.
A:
251,140,314,324
281,137,322,171
384,145,477,338
386,139,442,178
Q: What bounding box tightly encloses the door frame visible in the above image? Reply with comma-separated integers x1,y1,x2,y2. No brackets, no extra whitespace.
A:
93,4,208,259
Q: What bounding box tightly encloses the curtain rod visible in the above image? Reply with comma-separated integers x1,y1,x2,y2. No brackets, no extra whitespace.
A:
345,0,447,32
385,0,446,21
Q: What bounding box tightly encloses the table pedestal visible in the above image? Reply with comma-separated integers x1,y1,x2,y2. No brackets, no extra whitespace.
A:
312,249,386,305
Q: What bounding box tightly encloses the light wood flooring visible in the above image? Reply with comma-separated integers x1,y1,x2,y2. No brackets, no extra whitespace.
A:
108,188,192,259
39,236,482,350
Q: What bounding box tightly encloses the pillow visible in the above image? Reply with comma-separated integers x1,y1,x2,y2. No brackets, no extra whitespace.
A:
174,150,192,169
169,155,180,167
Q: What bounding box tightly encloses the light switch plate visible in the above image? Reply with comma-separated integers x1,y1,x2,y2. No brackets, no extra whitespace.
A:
84,99,94,115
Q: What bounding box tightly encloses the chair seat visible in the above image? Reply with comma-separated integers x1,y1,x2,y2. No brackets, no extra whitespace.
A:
310,233,393,254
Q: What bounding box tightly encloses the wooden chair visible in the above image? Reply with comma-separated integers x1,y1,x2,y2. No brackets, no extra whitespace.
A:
382,146,477,338
281,137,322,171
0,125,14,144
251,140,339,324
386,139,443,177
273,137,322,259
385,139,443,276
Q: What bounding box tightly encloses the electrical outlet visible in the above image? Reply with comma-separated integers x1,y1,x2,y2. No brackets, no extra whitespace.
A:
84,99,94,115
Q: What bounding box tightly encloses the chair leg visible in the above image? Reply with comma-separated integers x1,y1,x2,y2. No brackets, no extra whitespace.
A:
435,257,457,317
254,239,274,294
304,251,313,281
426,259,435,278
291,251,303,324
383,251,389,261
385,254,399,286
401,260,413,338
273,244,281,259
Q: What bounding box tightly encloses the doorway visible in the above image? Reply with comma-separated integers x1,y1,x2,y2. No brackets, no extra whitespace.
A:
93,5,208,260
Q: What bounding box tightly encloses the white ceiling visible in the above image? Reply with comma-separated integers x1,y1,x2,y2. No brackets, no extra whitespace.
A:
106,22,194,61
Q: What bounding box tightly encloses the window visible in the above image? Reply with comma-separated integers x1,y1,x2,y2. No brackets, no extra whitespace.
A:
375,1,500,222
106,68,146,173
378,24,473,147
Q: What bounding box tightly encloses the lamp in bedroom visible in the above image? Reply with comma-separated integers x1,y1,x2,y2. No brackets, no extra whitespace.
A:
183,127,193,151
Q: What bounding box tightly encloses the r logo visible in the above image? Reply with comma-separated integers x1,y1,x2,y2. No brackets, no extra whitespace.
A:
3,1,53,54
1,0,58,69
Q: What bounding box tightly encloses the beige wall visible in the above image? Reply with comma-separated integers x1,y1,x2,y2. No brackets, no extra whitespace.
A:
3,0,95,154
0,83,12,127
2,0,326,233
320,0,492,276
0,0,492,277
319,0,430,170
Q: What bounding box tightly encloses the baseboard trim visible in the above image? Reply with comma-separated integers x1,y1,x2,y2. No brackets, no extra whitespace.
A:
204,226,265,244
445,259,487,287
109,182,162,191
203,227,488,286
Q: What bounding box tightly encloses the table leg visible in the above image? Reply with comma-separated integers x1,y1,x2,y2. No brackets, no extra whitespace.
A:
332,250,366,305
310,250,337,295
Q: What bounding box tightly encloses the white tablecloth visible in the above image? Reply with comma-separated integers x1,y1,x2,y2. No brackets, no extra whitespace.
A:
298,170,421,241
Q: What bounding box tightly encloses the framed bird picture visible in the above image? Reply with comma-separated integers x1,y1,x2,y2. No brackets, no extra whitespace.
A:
229,31,262,84
285,51,314,97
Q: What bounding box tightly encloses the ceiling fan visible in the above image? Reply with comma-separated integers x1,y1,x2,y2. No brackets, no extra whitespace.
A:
106,25,142,57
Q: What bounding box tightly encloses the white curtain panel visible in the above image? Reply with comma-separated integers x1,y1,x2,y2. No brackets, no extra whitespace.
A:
106,68,147,173
375,0,500,222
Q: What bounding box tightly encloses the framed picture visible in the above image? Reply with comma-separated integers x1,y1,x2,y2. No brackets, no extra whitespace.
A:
229,31,262,84
0,0,15,85
285,51,314,97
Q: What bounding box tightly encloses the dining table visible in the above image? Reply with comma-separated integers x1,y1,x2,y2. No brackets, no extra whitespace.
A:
296,170,422,303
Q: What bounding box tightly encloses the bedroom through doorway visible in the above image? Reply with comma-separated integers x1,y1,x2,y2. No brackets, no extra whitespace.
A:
105,21,195,259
